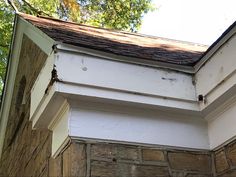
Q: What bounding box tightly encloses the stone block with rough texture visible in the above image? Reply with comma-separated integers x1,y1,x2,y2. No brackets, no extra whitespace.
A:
142,149,165,161
214,150,229,173
227,142,236,166
168,152,211,173
91,160,170,177
91,144,139,161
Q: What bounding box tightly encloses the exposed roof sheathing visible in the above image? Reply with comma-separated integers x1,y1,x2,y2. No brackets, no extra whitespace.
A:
19,13,208,66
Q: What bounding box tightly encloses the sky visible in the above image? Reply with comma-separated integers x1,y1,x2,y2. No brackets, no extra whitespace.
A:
140,0,236,45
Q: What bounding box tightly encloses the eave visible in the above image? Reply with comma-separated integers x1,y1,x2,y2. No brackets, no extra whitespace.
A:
194,21,236,72
1,14,236,159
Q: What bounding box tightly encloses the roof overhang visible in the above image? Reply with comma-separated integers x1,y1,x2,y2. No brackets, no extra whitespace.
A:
0,14,236,158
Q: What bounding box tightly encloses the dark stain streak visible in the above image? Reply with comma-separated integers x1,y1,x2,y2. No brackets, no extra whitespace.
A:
8,112,25,147
161,77,177,82
45,65,62,94
15,76,26,112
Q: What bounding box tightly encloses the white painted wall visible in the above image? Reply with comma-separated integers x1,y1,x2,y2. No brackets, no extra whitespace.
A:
69,101,209,149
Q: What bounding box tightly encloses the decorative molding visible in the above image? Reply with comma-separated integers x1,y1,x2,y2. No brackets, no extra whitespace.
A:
48,99,70,130
204,92,236,122
52,136,71,158
48,99,70,157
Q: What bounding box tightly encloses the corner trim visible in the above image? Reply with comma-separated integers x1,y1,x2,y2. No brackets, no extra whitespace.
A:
0,15,21,160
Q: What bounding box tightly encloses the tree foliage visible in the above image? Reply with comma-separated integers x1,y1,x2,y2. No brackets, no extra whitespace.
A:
0,0,154,95
0,1,14,92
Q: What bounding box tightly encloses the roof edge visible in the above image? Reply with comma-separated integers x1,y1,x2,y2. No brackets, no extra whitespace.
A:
194,21,236,71
56,42,195,74
19,13,208,48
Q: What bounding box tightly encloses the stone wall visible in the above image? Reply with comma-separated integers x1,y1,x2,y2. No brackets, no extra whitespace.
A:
213,140,236,177
49,141,212,177
0,35,51,177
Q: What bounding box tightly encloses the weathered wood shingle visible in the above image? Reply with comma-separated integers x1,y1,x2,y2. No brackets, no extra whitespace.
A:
19,13,208,66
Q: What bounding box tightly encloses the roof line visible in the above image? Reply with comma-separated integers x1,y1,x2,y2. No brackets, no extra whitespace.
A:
28,13,208,47
194,21,236,70
56,42,195,74
18,13,208,67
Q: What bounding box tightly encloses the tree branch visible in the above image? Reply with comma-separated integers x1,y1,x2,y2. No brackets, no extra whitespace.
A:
7,0,19,13
21,0,50,16
0,44,9,48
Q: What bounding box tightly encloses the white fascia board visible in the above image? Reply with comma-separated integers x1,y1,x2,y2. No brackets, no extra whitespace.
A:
0,15,54,159
56,43,195,74
196,33,236,111
54,51,199,112
194,23,236,72
56,82,199,112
